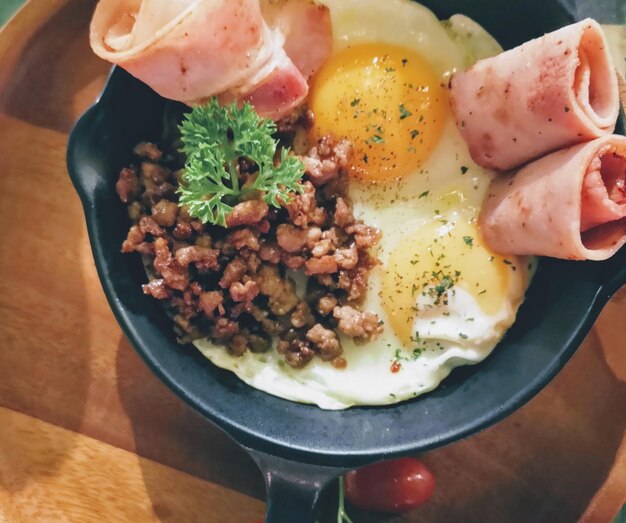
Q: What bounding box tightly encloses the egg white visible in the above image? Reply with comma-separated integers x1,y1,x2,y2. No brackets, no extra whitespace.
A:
194,0,533,409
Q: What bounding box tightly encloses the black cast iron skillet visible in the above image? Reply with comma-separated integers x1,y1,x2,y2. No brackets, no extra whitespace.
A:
67,0,626,520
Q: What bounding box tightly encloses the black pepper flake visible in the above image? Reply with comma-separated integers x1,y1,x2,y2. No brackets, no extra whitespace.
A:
460,166,469,174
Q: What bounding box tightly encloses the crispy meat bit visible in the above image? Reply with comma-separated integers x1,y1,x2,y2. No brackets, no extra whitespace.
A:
175,246,219,271
139,216,166,238
255,265,299,316
333,197,354,228
133,142,162,161
151,200,179,227
228,228,260,251
277,223,308,253
285,181,317,227
334,243,358,270
259,243,283,264
230,280,260,303
153,237,189,291
212,318,239,340
116,167,140,204
316,294,338,317
248,333,271,353
278,339,315,369
220,258,247,289
142,279,172,300
228,334,249,357
291,302,315,329
301,136,351,187
226,200,269,228
283,255,306,270
305,256,338,275
199,291,224,317
122,225,153,255
306,324,342,361
352,223,382,249
141,162,171,185
172,220,193,240
333,305,383,341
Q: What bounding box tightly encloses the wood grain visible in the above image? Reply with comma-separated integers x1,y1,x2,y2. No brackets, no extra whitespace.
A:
0,1,624,522
0,407,265,522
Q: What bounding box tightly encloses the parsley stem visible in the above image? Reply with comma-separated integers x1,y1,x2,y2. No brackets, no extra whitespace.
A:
337,476,354,523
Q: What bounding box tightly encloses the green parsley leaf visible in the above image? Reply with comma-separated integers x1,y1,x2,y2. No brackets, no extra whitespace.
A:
463,236,474,246
177,98,304,226
368,134,385,144
399,104,412,119
419,190,430,198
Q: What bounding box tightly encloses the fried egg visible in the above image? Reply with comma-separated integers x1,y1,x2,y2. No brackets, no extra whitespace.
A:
195,0,533,409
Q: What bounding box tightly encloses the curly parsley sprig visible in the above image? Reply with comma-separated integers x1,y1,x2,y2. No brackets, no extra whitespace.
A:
177,98,305,227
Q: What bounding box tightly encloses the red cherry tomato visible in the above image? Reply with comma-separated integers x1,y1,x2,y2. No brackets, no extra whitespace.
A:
344,457,435,513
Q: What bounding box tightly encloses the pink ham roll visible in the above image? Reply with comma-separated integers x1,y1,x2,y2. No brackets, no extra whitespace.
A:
480,135,626,261
450,19,619,171
90,0,332,120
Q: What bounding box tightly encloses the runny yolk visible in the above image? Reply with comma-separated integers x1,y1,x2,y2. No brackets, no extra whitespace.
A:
309,43,447,182
381,220,513,345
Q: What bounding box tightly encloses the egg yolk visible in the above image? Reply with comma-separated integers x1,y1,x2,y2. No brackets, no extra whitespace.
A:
381,220,513,345
309,43,447,182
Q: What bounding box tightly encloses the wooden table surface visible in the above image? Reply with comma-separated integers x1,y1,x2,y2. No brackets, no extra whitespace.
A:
0,1,625,522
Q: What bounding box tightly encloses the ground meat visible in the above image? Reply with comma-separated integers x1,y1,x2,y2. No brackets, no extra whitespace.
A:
116,167,140,204
228,334,249,357
352,223,382,249
306,324,342,361
259,243,283,264
226,200,269,228
333,305,383,341
305,256,338,275
117,130,382,369
199,291,224,317
230,280,259,303
175,246,219,271
142,279,172,300
133,142,162,161
153,238,189,291
139,216,166,238
255,265,299,316
276,224,308,253
228,228,260,251
285,181,320,227
333,197,354,228
152,200,179,227
300,136,351,187
141,162,171,185
278,339,315,369
219,258,247,289
316,294,337,316
122,225,153,255
172,220,193,240
334,244,358,270
291,302,315,329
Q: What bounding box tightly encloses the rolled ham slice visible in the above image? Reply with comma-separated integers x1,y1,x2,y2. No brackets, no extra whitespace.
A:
450,19,619,171
480,135,626,261
89,0,332,119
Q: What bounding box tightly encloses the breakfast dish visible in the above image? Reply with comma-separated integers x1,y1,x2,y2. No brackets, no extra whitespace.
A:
90,0,624,409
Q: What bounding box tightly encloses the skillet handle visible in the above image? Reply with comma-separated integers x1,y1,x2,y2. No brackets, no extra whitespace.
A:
247,448,346,523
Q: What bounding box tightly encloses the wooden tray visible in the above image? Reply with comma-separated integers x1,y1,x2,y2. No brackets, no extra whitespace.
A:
0,1,624,521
